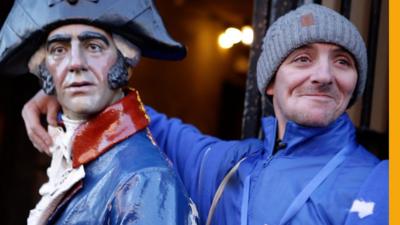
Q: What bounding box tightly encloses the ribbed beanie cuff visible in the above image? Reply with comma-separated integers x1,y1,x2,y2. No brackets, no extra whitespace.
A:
257,3,367,106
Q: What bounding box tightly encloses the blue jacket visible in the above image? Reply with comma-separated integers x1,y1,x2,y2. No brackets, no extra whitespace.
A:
147,107,384,225
47,92,198,225
344,160,388,225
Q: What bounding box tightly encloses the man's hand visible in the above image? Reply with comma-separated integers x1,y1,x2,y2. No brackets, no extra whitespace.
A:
22,90,59,155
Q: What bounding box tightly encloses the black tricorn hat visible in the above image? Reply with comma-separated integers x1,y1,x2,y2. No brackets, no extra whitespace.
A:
0,0,186,76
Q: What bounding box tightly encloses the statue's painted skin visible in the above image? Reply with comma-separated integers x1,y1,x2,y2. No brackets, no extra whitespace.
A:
43,24,124,120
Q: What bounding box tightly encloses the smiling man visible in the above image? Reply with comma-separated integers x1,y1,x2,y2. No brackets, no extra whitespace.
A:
267,43,358,137
18,3,387,225
0,1,198,225
143,4,388,225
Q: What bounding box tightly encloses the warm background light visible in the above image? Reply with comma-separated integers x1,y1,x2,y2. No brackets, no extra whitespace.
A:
218,25,254,49
225,27,242,44
241,25,254,45
218,33,234,49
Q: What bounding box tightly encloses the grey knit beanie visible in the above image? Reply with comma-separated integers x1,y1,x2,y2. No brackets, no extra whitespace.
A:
257,3,367,106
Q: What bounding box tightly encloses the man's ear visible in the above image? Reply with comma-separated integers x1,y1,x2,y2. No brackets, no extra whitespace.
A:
266,80,275,96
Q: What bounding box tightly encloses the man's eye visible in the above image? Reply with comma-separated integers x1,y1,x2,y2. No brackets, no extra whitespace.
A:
294,56,311,63
336,58,351,66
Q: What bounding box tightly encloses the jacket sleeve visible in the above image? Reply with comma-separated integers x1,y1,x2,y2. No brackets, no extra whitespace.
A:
145,106,221,177
343,160,388,225
144,106,264,222
109,169,199,225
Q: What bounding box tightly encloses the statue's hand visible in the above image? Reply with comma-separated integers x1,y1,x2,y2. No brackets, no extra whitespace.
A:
22,90,59,155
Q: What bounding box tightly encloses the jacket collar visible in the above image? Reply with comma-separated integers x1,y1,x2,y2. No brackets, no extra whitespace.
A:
261,113,356,157
71,89,149,168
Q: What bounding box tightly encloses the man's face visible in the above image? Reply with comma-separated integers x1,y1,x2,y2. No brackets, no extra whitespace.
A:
45,24,121,120
267,43,357,130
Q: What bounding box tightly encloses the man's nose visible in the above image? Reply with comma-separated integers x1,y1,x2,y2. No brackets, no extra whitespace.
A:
311,59,333,85
68,45,88,73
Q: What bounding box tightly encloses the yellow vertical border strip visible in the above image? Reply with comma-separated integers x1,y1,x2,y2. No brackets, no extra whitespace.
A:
389,0,398,224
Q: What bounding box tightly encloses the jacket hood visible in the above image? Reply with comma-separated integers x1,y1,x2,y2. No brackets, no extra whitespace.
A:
0,0,186,76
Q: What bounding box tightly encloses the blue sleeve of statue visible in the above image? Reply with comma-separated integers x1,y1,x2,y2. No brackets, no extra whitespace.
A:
109,169,198,225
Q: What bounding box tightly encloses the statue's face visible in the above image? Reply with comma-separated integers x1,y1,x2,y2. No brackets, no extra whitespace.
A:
45,24,123,120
